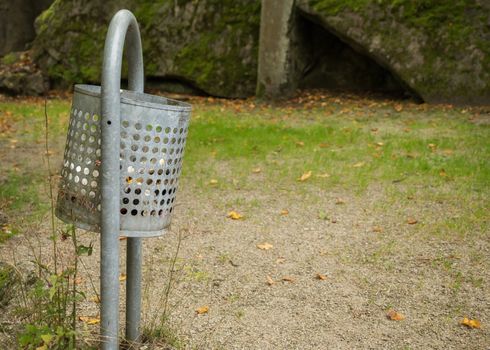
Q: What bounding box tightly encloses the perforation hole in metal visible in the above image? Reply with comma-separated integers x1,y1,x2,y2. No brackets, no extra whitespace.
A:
59,108,101,213
120,118,188,219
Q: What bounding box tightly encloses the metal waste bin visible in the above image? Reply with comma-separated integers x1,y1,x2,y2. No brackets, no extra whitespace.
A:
54,9,191,349
56,85,191,237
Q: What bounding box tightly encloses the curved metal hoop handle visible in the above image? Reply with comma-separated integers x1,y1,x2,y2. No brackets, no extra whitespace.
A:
100,9,144,349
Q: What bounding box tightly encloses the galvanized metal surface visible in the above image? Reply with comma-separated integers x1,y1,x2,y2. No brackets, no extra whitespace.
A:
56,85,191,237
54,8,192,349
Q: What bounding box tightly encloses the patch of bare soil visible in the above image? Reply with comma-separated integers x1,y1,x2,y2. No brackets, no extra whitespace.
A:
1,183,488,349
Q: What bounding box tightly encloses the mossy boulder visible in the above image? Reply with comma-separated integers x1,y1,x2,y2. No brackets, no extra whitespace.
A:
32,0,261,98
296,0,490,104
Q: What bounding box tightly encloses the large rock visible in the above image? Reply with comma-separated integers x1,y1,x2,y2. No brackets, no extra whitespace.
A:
0,52,47,95
32,0,261,98
258,0,490,104
0,0,53,56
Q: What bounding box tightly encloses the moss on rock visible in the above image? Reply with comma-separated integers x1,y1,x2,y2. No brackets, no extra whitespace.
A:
32,0,260,97
301,0,490,104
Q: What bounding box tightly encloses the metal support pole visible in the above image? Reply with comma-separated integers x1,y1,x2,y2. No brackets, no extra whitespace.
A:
101,9,144,350
126,237,142,343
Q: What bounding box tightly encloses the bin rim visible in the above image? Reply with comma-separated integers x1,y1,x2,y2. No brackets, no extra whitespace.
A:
74,84,192,112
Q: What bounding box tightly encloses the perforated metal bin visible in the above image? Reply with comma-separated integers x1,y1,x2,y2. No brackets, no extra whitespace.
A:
56,84,191,237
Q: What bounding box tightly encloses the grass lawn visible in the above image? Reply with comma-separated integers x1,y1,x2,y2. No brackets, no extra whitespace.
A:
0,91,488,348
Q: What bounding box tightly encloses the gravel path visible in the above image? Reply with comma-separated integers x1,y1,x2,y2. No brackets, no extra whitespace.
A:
1,173,489,349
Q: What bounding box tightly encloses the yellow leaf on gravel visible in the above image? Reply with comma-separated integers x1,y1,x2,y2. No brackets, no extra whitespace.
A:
316,273,328,280
196,306,209,315
372,226,384,233
460,317,481,329
227,211,243,220
252,167,261,173
119,274,127,281
439,169,447,177
280,209,289,216
90,295,100,303
407,218,418,225
257,242,273,250
209,179,218,185
266,275,275,285
79,316,100,325
298,171,312,182
352,161,365,168
335,198,345,205
386,309,405,321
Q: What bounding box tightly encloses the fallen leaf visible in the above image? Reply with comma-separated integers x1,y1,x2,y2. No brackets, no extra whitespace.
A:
331,218,338,223
372,226,384,233
442,149,454,156
298,171,312,182
74,277,83,285
394,104,403,112
460,317,481,329
295,141,305,147
319,143,329,148
386,309,405,321
439,169,447,177
335,198,345,205
371,128,379,132
196,306,209,315
376,142,384,147
252,167,261,174
282,276,295,283
407,218,418,225
352,161,365,168
209,179,218,185
227,211,243,220
90,295,100,303
280,209,289,216
257,242,273,250
119,273,127,281
316,173,330,178
266,275,275,286
428,143,437,151
79,316,100,325
316,273,328,280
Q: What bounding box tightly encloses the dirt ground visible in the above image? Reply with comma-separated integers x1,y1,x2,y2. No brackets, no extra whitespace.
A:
0,95,488,349
2,180,488,349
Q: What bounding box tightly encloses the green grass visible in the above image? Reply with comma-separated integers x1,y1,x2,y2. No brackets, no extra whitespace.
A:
183,102,489,196
0,95,488,241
